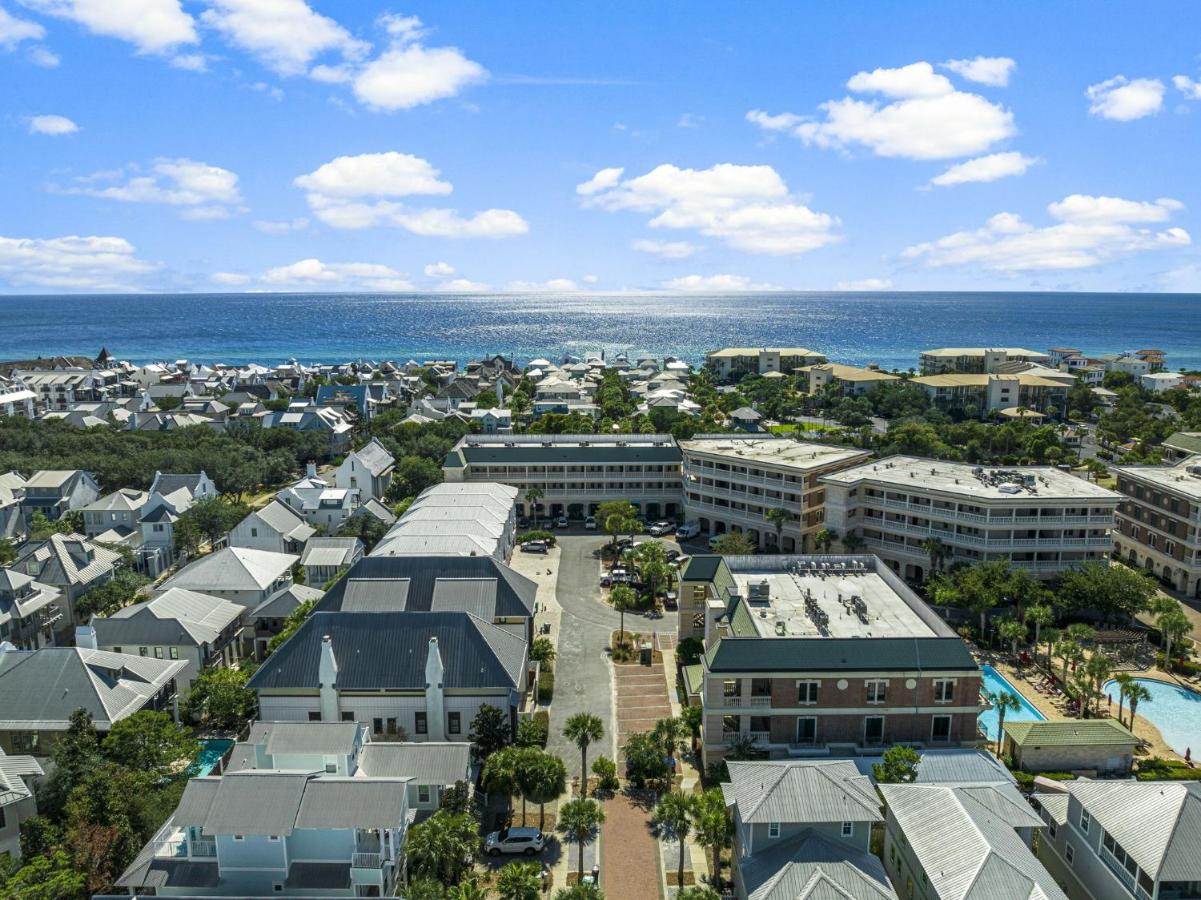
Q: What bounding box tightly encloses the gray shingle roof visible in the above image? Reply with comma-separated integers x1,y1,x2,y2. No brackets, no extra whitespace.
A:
723,760,882,825
357,742,471,786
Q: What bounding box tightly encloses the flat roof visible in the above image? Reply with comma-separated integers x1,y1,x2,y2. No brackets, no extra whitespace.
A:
1114,460,1201,500
680,436,868,472
707,347,824,358
920,347,1048,357
821,455,1120,501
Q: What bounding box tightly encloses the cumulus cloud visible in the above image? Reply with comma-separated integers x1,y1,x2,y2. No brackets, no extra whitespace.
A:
211,271,250,286
506,278,578,292
200,0,367,77
295,151,527,238
835,277,893,290
940,56,1016,87
579,162,839,256
260,258,414,291
253,217,308,234
747,60,1015,160
169,52,206,71
438,278,489,292
61,158,243,219
20,0,197,55
1173,75,1201,100
929,151,1039,187
902,194,1190,272
29,114,78,135
28,45,59,66
0,234,158,290
352,12,486,111
0,6,44,45
662,274,780,292
423,261,455,277
1086,76,1164,121
632,239,700,259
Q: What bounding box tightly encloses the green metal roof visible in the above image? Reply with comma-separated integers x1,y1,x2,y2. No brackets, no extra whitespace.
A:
683,664,704,696
680,555,725,583
459,445,681,465
1165,431,1201,455
442,451,466,469
705,636,977,673
1004,718,1137,747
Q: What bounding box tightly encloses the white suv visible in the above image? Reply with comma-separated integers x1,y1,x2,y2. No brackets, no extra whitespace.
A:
485,827,545,857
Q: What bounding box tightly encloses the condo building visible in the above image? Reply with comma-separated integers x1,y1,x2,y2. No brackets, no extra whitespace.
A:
1112,459,1201,597
821,456,1119,582
705,347,827,382
918,347,1051,375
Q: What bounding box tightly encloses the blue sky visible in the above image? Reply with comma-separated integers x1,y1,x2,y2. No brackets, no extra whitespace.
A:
2,0,1200,294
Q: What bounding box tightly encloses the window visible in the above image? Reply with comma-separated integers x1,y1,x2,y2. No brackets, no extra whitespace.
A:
154,646,164,659
251,527,258,537
373,717,383,734
272,884,283,893
842,821,854,837
722,716,738,736
933,679,955,703
768,822,780,839
418,785,431,804
1079,809,1090,834
139,646,148,656
796,680,819,705
233,834,244,841
723,679,738,699
1065,844,1075,865
169,647,179,660
268,835,280,841
341,711,355,722
386,718,398,735
865,680,887,704
864,716,885,745
415,712,427,735
448,711,461,734
308,711,321,722
1047,816,1057,838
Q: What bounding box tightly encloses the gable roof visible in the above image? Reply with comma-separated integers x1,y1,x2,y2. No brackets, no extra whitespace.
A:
723,760,882,825
741,830,897,900
95,588,243,647
149,472,210,497
15,532,121,587
246,721,361,757
346,438,395,476
356,741,472,786
300,537,363,569
248,500,317,543
160,546,297,593
250,583,324,620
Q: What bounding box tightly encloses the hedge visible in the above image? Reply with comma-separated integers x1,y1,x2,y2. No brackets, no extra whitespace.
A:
538,670,555,703
517,530,556,547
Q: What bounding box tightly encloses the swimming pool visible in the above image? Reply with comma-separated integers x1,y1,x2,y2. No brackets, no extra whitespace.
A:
1103,677,1201,757
191,739,233,776
979,664,1046,742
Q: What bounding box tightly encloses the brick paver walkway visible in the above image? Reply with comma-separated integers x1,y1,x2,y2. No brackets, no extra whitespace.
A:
615,663,672,762
601,790,662,900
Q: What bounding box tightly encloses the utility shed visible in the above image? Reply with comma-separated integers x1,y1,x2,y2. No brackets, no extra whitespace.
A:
1002,719,1139,774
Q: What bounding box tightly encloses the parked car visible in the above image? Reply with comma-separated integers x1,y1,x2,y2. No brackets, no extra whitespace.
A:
648,520,675,536
485,827,545,857
555,516,569,529
676,521,701,539
521,540,549,554
584,515,597,530
664,591,678,609
666,549,681,563
708,534,726,551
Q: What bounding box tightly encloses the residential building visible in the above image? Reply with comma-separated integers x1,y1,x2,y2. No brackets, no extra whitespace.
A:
689,554,981,764
1161,431,1201,464
912,373,1069,418
442,433,684,521
372,482,519,561
248,611,529,742
0,749,43,859
248,583,324,659
277,470,360,531
157,546,298,610
822,456,1120,582
0,471,24,542
680,435,870,552
229,499,316,554
800,362,901,397
332,438,395,502
1002,719,1138,775
706,348,828,381
881,781,1064,900
0,377,36,418
1141,371,1186,393
19,469,101,525
1105,355,1153,378
0,644,183,761
0,568,63,649
300,537,364,586
1112,459,1201,597
81,487,151,538
918,347,1051,375
115,770,411,897
722,759,895,900
12,532,122,638
17,370,104,410
469,406,514,433
149,470,218,502
1034,780,1201,900
355,742,472,817
263,403,354,455
84,587,246,693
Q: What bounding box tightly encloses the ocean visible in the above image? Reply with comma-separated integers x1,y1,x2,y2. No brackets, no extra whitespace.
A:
1,291,1198,371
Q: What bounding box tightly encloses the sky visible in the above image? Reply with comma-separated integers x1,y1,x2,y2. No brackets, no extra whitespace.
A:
2,0,1201,295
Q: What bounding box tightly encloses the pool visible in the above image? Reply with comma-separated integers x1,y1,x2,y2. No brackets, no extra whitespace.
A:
1103,677,1201,757
191,739,233,776
978,664,1046,742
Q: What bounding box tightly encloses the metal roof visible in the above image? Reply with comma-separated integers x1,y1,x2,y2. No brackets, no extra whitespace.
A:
295,777,409,830
723,760,882,825
457,444,681,464
246,721,361,757
356,742,471,786
97,587,243,647
161,546,297,593
251,584,324,620
740,830,897,900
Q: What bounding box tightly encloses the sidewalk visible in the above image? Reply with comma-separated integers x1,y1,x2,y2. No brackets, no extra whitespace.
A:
601,790,661,900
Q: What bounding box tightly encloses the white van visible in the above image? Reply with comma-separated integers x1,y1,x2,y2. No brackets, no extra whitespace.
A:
676,521,701,540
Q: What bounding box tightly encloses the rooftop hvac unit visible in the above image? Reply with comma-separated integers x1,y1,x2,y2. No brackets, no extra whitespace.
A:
747,579,771,602
775,621,787,636
1187,465,1201,477
998,484,1022,494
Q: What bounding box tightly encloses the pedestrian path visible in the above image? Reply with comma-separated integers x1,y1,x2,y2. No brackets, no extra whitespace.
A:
600,791,662,900
615,662,672,762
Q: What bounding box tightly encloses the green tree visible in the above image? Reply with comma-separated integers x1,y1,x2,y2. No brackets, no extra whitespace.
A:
1127,683,1152,728
872,745,921,784
1025,605,1055,662
1158,607,1192,671
529,636,556,666
469,704,512,763
652,716,688,760
177,496,249,548
524,486,544,527
842,532,866,553
681,703,703,752
41,708,100,818
920,537,948,576
677,889,721,900
623,731,669,787
557,798,605,881
187,667,256,728
483,746,524,820
654,791,696,889
597,500,638,552
0,536,17,566
988,690,1021,754
75,568,151,619
554,885,604,900
563,712,604,798
767,508,792,549
101,710,200,779
527,751,568,829
1057,562,1157,624
996,617,1027,657
404,878,447,899
405,810,479,886
1112,672,1135,728
445,878,487,900
496,861,542,900
610,583,636,644
691,788,732,891
266,598,316,654
591,756,619,793
712,532,754,555
1,850,85,900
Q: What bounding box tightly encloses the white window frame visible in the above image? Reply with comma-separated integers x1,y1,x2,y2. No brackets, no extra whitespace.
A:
865,680,888,704
1065,843,1075,865
796,680,819,705
841,821,854,838
933,679,955,703
1079,809,1090,834
768,822,780,839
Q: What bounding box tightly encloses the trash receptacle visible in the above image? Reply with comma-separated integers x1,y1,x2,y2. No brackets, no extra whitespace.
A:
640,642,653,666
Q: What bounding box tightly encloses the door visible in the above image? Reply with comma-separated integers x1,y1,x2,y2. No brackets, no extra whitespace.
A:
796,717,817,745
931,715,952,743
864,716,885,745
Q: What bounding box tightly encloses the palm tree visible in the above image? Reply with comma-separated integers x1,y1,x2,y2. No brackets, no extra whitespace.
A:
652,716,688,760
554,881,605,899
1040,626,1061,672
610,583,636,646
841,532,865,554
1056,638,1083,686
920,537,948,576
1084,653,1113,718
1127,683,1152,729
691,788,732,891
446,878,488,900
1025,605,1054,660
988,690,1021,755
1158,608,1192,672
996,617,1027,658
1113,672,1135,728
558,797,605,880
405,811,479,886
482,746,520,818
496,861,543,900
654,791,696,889
527,752,567,830
1071,669,1097,719
525,486,544,527
563,713,604,798
766,508,791,550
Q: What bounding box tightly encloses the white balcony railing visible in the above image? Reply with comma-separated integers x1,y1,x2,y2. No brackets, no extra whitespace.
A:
351,852,383,869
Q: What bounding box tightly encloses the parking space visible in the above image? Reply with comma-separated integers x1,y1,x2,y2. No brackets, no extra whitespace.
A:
615,662,672,762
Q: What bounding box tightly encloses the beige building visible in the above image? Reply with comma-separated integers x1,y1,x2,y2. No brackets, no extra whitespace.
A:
912,373,1069,418
706,347,827,381
1002,719,1138,775
822,456,1119,582
1113,459,1201,597
800,362,900,396
918,347,1051,375
680,435,869,552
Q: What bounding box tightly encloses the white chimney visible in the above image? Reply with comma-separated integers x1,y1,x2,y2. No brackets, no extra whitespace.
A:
75,624,98,650
319,634,340,723
424,637,446,741
306,461,318,479
495,380,504,405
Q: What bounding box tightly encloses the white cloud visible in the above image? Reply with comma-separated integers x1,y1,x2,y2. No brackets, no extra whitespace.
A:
579,162,839,255
929,151,1038,187
902,193,1190,272
352,13,486,111
1173,75,1201,100
582,274,598,284
261,258,414,291
1086,76,1164,121
29,114,78,135
169,52,206,71
0,234,157,290
28,45,59,66
423,261,455,277
662,274,780,292
438,278,489,292
677,112,702,128
941,56,1016,87
632,239,699,259
253,217,308,234
748,60,1015,160
20,0,197,54
835,277,893,290
506,278,578,291
64,158,242,219
200,0,367,77
211,271,250,286
295,151,527,238
0,6,44,44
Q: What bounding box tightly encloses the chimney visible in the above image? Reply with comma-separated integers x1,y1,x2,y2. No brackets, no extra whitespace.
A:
306,461,318,479
424,636,446,741
75,624,98,650
319,634,340,723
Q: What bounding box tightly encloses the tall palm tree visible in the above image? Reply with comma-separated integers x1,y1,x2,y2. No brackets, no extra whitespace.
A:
653,791,696,890
496,862,543,900
525,486,544,527
691,788,732,891
766,508,791,550
563,713,604,798
988,690,1021,755
996,617,1027,657
1159,608,1192,672
1127,683,1152,729
527,752,567,830
1085,654,1113,718
1024,605,1054,659
557,797,605,880
1055,639,1083,686
1113,672,1135,728
482,746,520,818
842,532,865,554
920,537,948,576
652,716,688,760
611,583,636,645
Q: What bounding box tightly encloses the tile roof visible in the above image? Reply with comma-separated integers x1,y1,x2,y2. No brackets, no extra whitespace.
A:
1004,719,1138,747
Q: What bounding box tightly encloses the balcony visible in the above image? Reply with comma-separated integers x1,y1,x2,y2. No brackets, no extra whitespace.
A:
351,852,383,870
863,496,1112,527
723,695,772,708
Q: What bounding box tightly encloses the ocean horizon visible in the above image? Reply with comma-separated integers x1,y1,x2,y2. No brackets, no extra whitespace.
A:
1,290,1198,371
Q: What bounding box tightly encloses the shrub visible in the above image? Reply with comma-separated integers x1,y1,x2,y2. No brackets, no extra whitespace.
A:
623,732,669,787
538,670,555,703
676,637,705,666
1136,758,1199,781
517,530,556,547
1155,652,1200,675
591,755,619,792
517,715,548,748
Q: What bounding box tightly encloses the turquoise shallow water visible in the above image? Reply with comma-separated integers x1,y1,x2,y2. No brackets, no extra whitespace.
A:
1103,677,1201,757
0,291,1198,369
191,738,233,776
979,664,1046,742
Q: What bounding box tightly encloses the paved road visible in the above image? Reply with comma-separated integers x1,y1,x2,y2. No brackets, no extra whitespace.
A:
545,535,677,782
